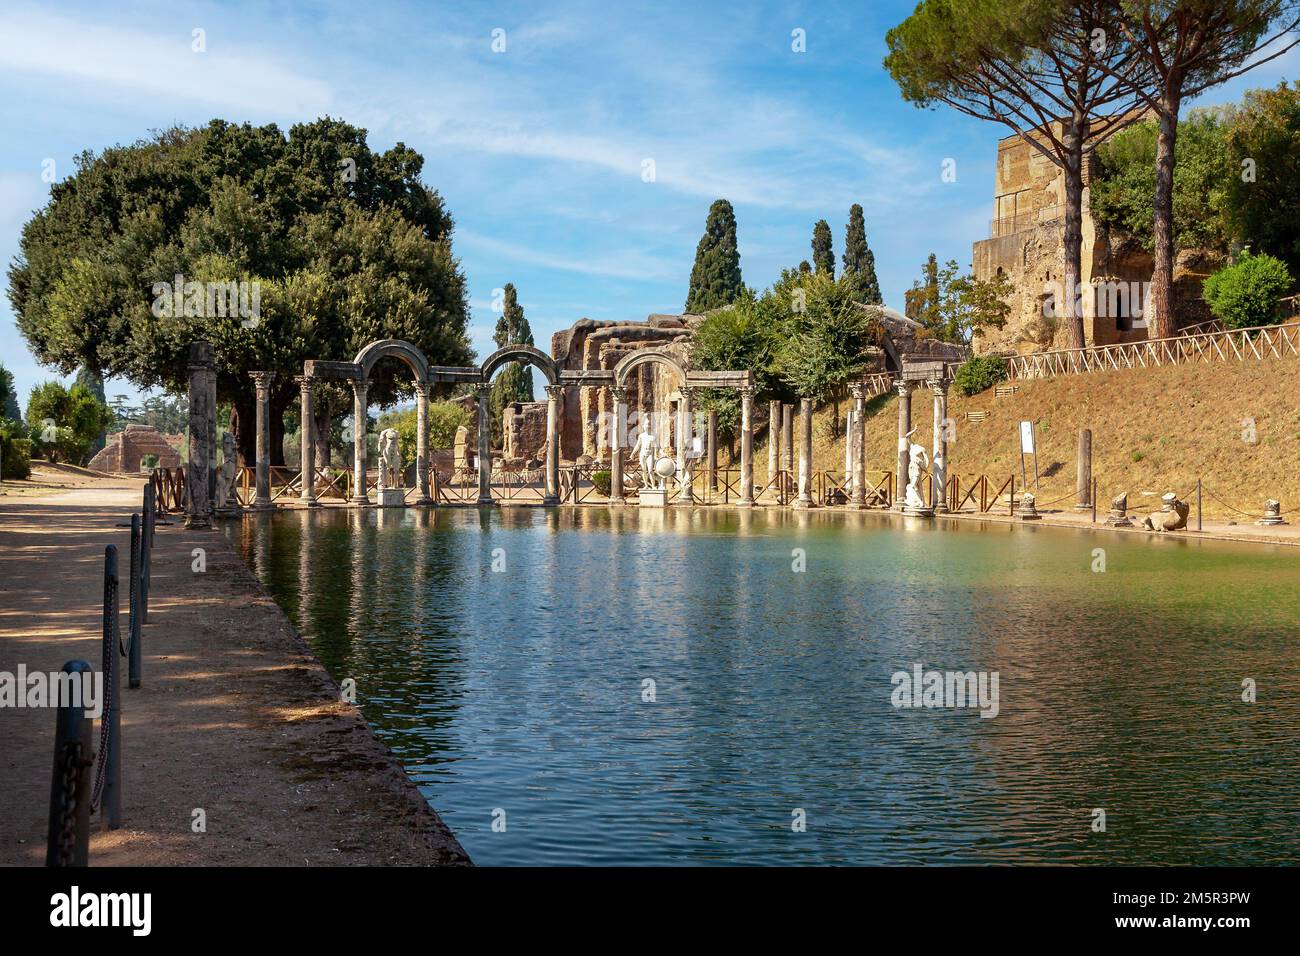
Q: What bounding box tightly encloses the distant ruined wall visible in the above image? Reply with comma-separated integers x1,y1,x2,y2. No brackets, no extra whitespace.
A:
87,424,183,474
552,314,696,463
971,115,1219,355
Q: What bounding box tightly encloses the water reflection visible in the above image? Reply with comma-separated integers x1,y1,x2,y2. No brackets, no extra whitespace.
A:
226,505,1300,866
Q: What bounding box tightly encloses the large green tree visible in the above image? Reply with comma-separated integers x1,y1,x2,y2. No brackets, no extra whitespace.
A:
905,254,942,329
685,199,744,312
886,0,1152,350
1223,81,1300,275
7,118,473,466
0,363,20,421
842,204,882,304
811,219,835,276
25,381,113,465
1108,1,1300,338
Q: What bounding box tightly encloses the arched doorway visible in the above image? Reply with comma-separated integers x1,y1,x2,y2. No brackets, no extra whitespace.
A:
477,345,562,505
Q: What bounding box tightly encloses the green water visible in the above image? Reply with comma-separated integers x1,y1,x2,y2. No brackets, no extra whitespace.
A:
227,506,1300,865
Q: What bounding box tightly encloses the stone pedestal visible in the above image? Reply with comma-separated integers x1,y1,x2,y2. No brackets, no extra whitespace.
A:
1017,493,1041,521
379,488,405,508
1257,499,1287,526
639,488,669,508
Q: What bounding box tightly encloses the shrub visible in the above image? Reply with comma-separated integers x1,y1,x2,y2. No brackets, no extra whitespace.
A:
1,420,32,479
1203,252,1293,330
591,469,612,497
952,355,1007,396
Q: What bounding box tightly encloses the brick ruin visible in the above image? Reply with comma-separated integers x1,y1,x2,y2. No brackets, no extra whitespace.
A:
971,118,1220,355
87,424,183,474
551,314,698,464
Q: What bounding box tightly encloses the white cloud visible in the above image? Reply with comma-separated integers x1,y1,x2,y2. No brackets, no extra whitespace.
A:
457,228,678,282
0,8,335,117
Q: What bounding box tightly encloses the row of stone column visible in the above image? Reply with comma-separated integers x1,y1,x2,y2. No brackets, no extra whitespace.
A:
260,369,947,511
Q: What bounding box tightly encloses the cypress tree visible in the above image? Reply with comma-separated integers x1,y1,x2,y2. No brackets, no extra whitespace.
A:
842,204,881,304
490,283,536,445
685,199,744,313
811,219,834,276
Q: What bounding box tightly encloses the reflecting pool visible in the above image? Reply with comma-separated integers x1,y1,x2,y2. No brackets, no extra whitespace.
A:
226,506,1300,865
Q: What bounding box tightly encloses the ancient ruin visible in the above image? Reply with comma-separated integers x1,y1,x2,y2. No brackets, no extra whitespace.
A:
87,424,182,475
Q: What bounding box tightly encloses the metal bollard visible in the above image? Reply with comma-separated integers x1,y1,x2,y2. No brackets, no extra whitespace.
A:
128,514,142,689
100,545,122,830
46,660,95,867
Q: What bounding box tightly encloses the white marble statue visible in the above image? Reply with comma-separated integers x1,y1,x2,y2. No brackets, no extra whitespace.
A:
377,427,402,491
904,428,930,511
634,431,659,488
214,431,238,511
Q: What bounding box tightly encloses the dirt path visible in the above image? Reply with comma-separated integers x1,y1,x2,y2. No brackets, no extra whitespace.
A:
0,469,468,866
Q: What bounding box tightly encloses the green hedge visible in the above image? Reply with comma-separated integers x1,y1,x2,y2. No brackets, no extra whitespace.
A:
952,355,1007,397
1203,252,1293,330
1,420,32,480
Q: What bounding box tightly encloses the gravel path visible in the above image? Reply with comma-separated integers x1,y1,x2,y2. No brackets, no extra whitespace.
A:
0,468,468,866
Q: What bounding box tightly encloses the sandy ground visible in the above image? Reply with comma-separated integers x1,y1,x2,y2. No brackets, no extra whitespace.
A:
0,465,468,866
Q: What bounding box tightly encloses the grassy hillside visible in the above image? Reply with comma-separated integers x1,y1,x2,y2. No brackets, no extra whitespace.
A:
747,353,1300,521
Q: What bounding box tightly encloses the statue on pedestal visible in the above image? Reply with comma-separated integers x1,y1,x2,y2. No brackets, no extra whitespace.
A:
214,432,240,514
377,428,402,491
903,429,931,512
634,431,660,488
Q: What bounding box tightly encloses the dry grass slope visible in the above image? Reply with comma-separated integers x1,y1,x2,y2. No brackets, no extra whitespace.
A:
749,353,1300,522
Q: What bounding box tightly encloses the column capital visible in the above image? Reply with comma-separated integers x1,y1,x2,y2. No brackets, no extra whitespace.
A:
295,374,315,390
250,370,276,389
927,378,949,396
737,385,756,399
609,384,627,403
475,381,493,397
849,382,866,400
350,377,369,396
894,378,913,397
544,384,563,401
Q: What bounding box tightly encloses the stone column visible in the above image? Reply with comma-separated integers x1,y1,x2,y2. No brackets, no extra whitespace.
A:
782,403,794,474
414,381,432,505
738,386,754,507
767,399,780,486
544,384,561,505
609,385,626,506
350,379,370,505
206,362,218,507
1075,428,1092,511
894,380,913,511
707,409,717,492
477,383,493,505
184,342,214,529
250,371,275,509
930,379,949,513
794,397,814,509
677,386,694,504
298,375,318,507
851,382,868,508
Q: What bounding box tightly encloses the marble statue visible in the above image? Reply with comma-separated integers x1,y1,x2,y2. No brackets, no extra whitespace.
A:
378,427,402,491
634,431,659,488
904,428,929,511
214,432,239,512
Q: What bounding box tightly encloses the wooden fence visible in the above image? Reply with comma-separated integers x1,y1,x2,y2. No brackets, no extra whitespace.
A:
1006,321,1300,381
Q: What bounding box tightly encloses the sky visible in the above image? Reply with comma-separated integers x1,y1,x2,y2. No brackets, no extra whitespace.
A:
1,0,1295,408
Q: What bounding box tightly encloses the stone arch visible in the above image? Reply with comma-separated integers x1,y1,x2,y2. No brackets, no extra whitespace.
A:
480,344,558,386
353,339,430,384
612,347,687,388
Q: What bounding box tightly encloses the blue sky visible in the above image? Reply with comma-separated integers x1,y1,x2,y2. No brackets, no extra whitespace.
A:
1,0,1295,408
